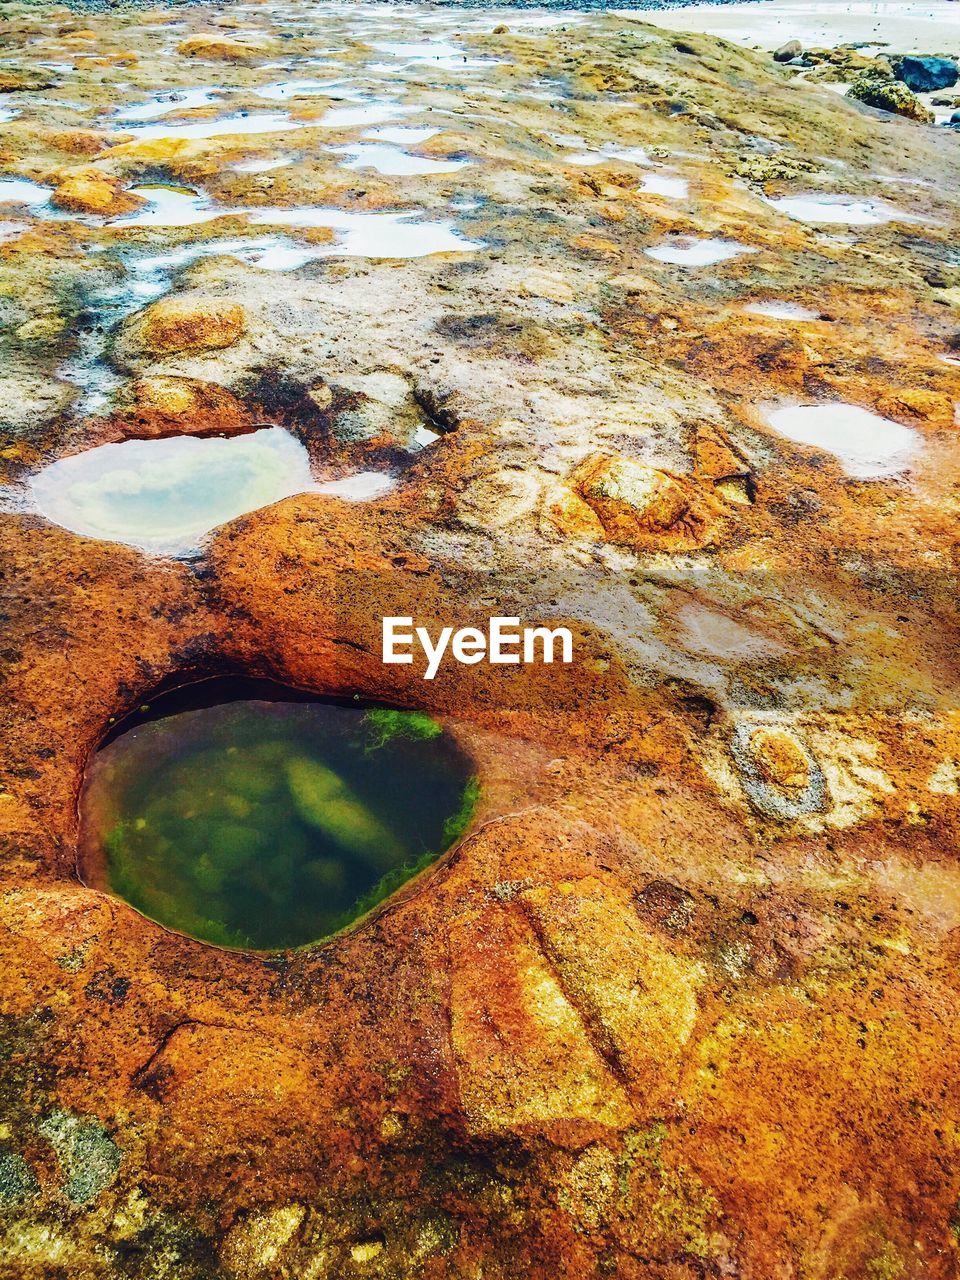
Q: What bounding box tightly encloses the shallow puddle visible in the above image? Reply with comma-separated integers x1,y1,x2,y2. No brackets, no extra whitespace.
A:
79,683,477,949
332,141,470,176
0,178,53,208
638,172,689,199
317,471,396,500
765,194,912,225
764,402,919,479
744,300,820,321
246,206,483,256
114,88,223,122
113,185,223,228
645,237,755,267
30,426,315,554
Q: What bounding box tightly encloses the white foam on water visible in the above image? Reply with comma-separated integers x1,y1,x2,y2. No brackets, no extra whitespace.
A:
30,426,315,554
638,172,689,199
333,142,470,176
765,194,915,225
744,300,821,321
0,109,18,126
317,471,396,500
645,237,756,266
764,402,919,479
114,88,222,122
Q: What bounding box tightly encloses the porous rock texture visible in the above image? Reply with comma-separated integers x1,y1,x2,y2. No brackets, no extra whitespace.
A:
0,3,960,1278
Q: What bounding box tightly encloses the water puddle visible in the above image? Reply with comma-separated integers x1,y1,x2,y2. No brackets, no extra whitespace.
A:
564,144,650,167
744,300,820,321
765,194,913,225
232,156,293,173
245,206,483,256
117,110,313,142
364,124,439,144
764,402,919,479
332,141,470,176
645,237,756,267
317,471,396,500
0,178,53,208
113,185,224,228
638,172,689,199
30,426,314,554
254,78,362,101
114,88,223,122
78,682,477,949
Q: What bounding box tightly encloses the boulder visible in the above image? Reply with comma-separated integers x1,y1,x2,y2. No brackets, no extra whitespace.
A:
773,40,802,64
848,72,935,123
126,297,247,356
895,55,958,94
177,35,265,62
49,168,145,216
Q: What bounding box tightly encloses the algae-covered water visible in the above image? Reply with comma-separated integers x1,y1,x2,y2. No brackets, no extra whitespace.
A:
79,684,477,949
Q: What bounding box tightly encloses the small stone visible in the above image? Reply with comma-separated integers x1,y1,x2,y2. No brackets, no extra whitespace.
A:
493,23,509,34
894,55,958,94
130,297,248,356
773,40,802,63
749,728,811,792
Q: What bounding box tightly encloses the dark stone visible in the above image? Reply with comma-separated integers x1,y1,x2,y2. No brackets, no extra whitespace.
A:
774,39,802,63
895,55,958,94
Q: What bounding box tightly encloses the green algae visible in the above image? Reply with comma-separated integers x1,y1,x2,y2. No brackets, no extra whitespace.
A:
81,689,476,950
363,708,443,751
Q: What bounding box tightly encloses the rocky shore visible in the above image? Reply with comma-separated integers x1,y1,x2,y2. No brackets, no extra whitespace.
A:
0,2,960,1277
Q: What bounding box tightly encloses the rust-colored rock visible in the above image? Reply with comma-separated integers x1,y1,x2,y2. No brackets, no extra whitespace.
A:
125,297,248,356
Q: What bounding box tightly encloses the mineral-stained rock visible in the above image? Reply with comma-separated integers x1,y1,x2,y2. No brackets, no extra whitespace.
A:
121,375,249,437
573,453,715,549
177,35,267,61
49,167,144,216
848,71,935,123
122,297,248,357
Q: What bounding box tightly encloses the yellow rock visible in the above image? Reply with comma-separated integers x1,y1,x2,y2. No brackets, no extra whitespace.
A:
749,728,811,793
178,35,266,61
50,169,144,217
132,297,248,356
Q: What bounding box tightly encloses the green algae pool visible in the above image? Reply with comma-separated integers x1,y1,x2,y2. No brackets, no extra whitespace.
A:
78,683,478,950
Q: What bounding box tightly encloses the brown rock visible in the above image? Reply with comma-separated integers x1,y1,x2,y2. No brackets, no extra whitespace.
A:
129,297,248,356
123,376,250,436
576,454,690,536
